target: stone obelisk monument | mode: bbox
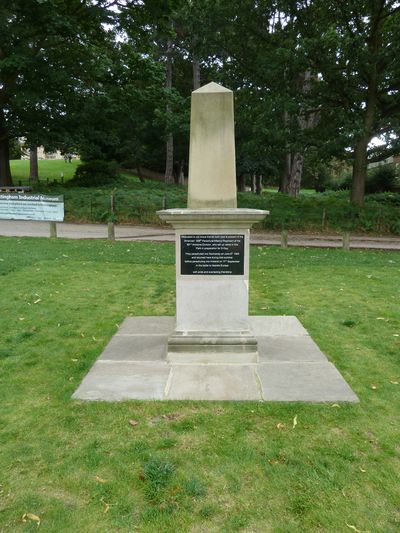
[158,82,268,363]
[72,83,359,401]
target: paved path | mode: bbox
[0,219,399,250]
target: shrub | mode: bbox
[68,160,120,187]
[326,172,352,191]
[366,164,397,193]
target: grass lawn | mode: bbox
[10,159,80,183]
[0,238,399,532]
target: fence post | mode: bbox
[49,221,57,238]
[342,232,350,250]
[108,222,115,240]
[321,208,326,230]
[281,230,288,249]
[162,195,167,210]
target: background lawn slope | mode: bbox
[9,159,400,234]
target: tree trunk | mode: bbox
[0,110,12,186]
[0,138,12,186]
[287,153,304,197]
[251,173,256,193]
[178,160,185,186]
[29,146,39,181]
[279,153,291,193]
[351,136,369,206]
[137,166,145,183]
[164,38,174,184]
[255,174,263,195]
[279,110,291,193]
[193,57,201,90]
[280,73,317,196]
[237,174,245,192]
[165,133,174,184]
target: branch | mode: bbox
[382,101,400,118]
[367,144,400,163]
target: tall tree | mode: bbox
[292,0,400,205]
[0,0,111,186]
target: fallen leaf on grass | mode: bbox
[19,317,25,321]
[95,476,107,483]
[359,467,366,473]
[393,334,399,337]
[345,523,370,533]
[331,403,340,408]
[276,422,285,430]
[268,458,286,465]
[370,385,377,390]
[33,299,41,304]
[22,513,40,526]
[148,413,180,425]
[71,358,78,362]
[100,498,112,514]
[162,413,180,420]
[129,419,139,427]
[292,415,298,429]
[389,380,399,385]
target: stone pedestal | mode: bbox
[157,208,267,363]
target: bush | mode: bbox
[68,160,120,187]
[327,172,352,191]
[366,164,397,193]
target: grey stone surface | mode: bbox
[249,316,308,337]
[72,362,170,401]
[256,362,358,402]
[117,316,175,335]
[99,334,168,362]
[166,365,261,400]
[72,316,359,403]
[257,336,327,362]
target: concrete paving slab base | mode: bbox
[72,316,359,402]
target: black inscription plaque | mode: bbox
[180,234,244,275]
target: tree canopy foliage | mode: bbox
[1,0,399,205]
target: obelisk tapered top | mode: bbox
[187,82,237,208]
